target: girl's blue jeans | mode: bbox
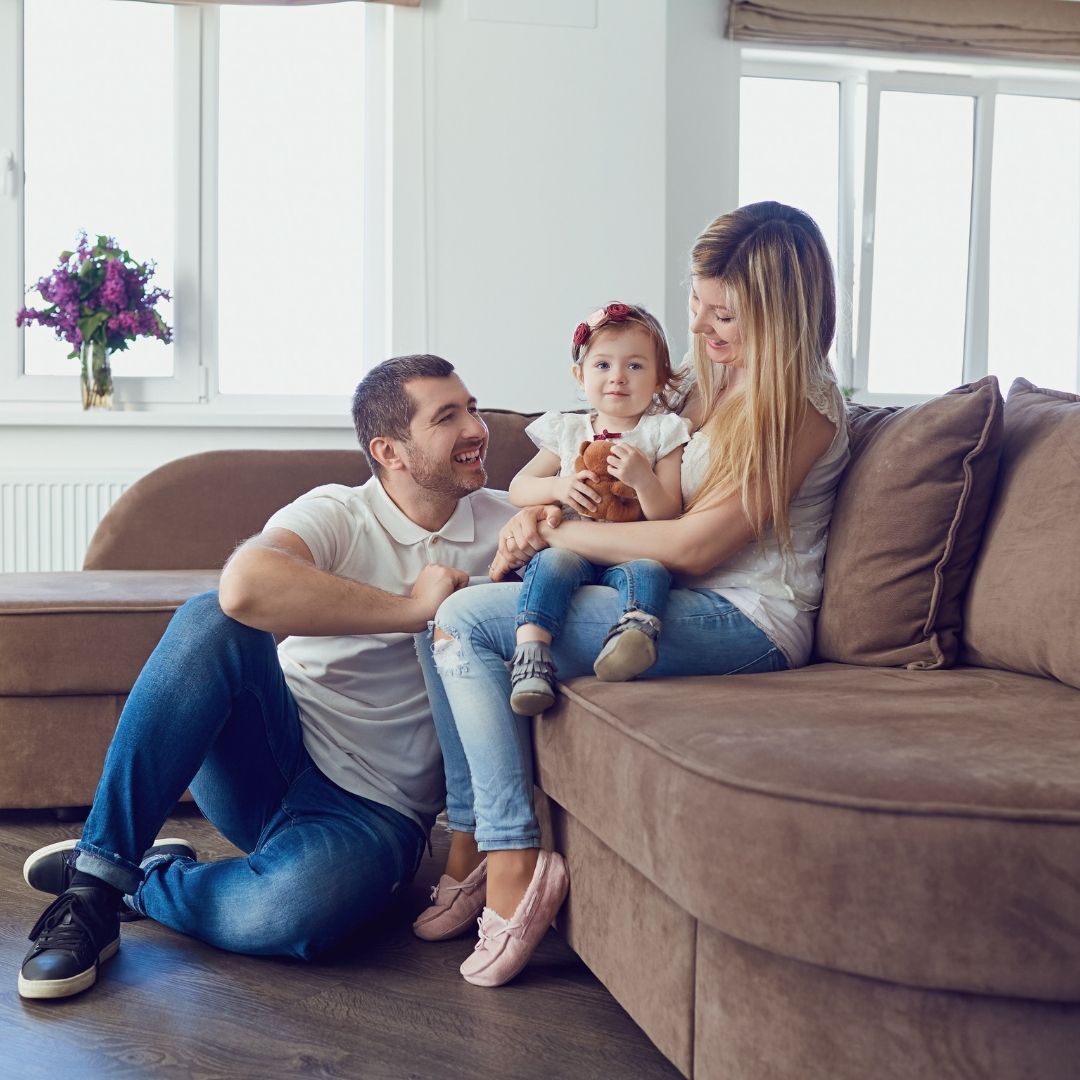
[73,591,426,960]
[418,580,788,852]
[517,548,671,636]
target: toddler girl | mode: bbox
[506,302,690,715]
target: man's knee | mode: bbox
[173,589,229,627]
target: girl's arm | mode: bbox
[507,449,563,508]
[606,443,684,520]
[507,407,836,576]
[508,448,600,516]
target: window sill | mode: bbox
[0,404,354,429]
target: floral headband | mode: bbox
[571,302,633,359]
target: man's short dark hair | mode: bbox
[352,354,456,474]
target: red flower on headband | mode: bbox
[604,302,632,320]
[572,322,591,348]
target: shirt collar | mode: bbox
[368,477,476,546]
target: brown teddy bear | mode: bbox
[573,438,644,523]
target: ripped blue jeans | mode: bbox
[417,580,788,852]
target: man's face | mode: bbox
[396,375,489,497]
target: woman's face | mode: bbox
[689,276,744,371]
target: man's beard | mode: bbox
[404,443,487,498]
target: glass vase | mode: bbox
[80,338,114,410]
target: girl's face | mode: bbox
[689,276,744,370]
[574,325,661,422]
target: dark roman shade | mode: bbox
[727,0,1080,63]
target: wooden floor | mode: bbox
[0,806,681,1080]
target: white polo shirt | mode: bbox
[265,478,515,830]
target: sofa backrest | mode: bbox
[83,409,540,570]
[961,379,1080,691]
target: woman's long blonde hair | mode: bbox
[685,202,836,551]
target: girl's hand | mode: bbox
[605,443,654,492]
[554,469,601,516]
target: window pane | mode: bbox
[739,77,840,272]
[23,0,174,378]
[866,92,973,396]
[217,7,365,397]
[988,95,1080,395]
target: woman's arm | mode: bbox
[543,497,751,576]
[518,407,837,576]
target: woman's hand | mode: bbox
[554,469,601,516]
[604,443,654,492]
[495,505,563,573]
[488,550,517,582]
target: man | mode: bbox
[18,354,516,1000]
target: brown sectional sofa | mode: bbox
[2,386,1079,1079]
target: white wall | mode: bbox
[0,0,738,480]
[420,0,737,412]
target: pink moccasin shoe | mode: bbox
[412,858,488,941]
[459,849,569,987]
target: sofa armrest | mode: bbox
[83,450,369,570]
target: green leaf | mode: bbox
[59,250,73,263]
[79,311,109,341]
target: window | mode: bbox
[0,0,394,411]
[739,52,1080,404]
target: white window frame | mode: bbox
[0,0,419,416]
[856,71,996,407]
[741,48,1080,405]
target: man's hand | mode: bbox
[409,563,470,626]
[554,469,601,516]
[497,505,563,570]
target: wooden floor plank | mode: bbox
[0,807,682,1080]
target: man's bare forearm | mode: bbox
[218,538,429,637]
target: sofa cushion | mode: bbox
[962,379,1080,690]
[0,571,221,695]
[815,377,1003,668]
[536,664,1080,1001]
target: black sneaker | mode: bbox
[18,887,121,1000]
[23,836,197,895]
[23,836,197,920]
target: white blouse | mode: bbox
[526,410,691,479]
[678,377,850,666]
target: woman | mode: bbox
[414,201,850,987]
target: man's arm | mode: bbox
[218,528,466,637]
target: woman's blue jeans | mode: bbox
[418,581,788,852]
[517,549,671,636]
[73,591,425,960]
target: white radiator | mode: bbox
[0,471,139,572]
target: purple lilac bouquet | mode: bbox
[16,232,172,407]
